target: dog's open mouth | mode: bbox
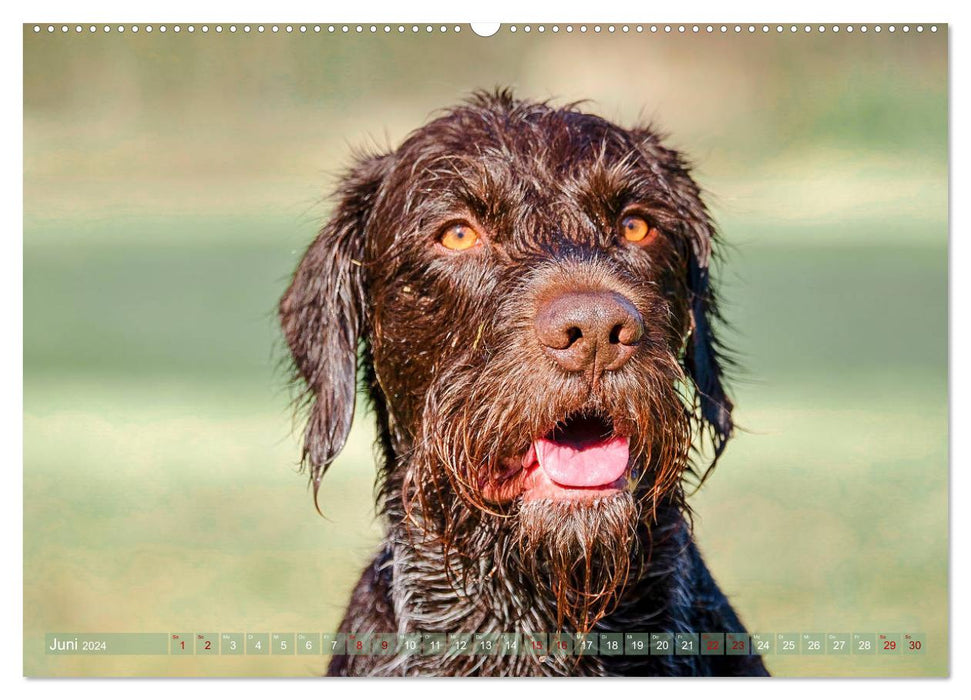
[515,412,630,502]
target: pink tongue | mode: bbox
[533,435,630,488]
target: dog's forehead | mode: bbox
[380,105,658,210]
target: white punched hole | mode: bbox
[471,23,500,37]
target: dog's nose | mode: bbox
[534,291,644,373]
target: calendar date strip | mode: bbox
[45,632,926,656]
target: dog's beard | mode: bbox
[515,492,641,633]
[400,302,695,631]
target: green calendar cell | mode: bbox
[321,633,346,655]
[902,633,926,654]
[473,633,500,655]
[522,632,550,656]
[549,633,572,656]
[170,633,193,655]
[725,633,749,655]
[296,633,320,655]
[701,633,725,656]
[498,633,521,655]
[801,633,825,656]
[195,633,218,655]
[372,633,398,655]
[651,633,674,655]
[827,633,851,655]
[220,633,243,655]
[246,633,269,655]
[675,633,699,656]
[878,633,901,655]
[853,633,876,655]
[448,633,474,655]
[624,633,650,656]
[599,633,624,655]
[523,633,548,656]
[400,633,423,655]
[776,633,800,656]
[574,633,598,656]
[271,633,294,655]
[422,633,447,656]
[346,633,371,655]
[750,633,773,655]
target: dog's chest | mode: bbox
[348,539,689,677]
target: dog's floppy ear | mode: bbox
[637,131,734,456]
[684,236,733,458]
[280,153,390,496]
[642,134,734,458]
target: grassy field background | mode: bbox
[24,25,947,676]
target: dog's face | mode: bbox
[281,91,732,630]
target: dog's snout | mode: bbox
[535,291,644,373]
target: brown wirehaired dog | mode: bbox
[280,90,768,676]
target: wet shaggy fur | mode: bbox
[280,90,768,677]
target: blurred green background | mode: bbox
[23,25,947,677]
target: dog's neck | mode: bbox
[374,492,694,676]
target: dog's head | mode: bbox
[281,90,732,630]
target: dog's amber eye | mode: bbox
[439,223,480,251]
[620,215,660,245]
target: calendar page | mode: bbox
[23,21,947,678]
